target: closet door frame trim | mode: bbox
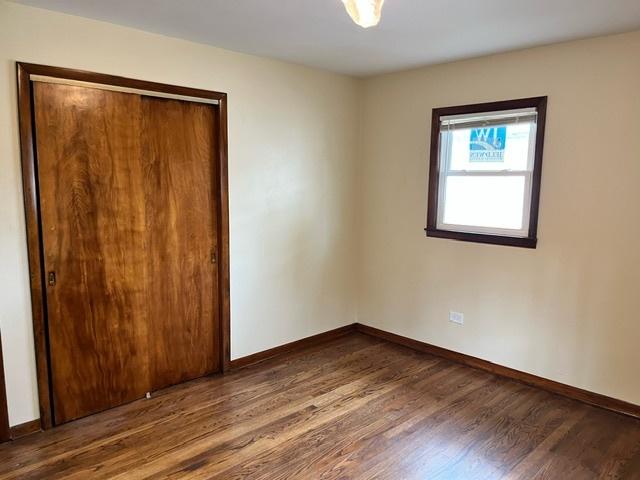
[15,62,231,430]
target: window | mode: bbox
[426,97,547,248]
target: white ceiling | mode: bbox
[13,0,640,76]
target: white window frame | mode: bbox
[435,107,538,238]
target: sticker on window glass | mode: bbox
[469,127,506,162]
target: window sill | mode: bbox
[425,227,537,249]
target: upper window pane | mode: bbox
[446,122,535,172]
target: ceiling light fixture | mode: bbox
[342,0,385,28]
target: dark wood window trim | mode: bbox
[425,96,547,249]
[0,331,10,443]
[15,63,231,430]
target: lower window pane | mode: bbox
[442,176,526,231]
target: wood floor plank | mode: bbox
[0,335,376,477]
[108,345,436,479]
[276,365,490,480]
[6,339,392,479]
[200,359,459,480]
[0,333,638,479]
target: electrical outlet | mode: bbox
[449,311,464,325]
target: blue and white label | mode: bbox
[469,127,506,162]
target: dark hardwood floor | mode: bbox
[0,333,638,479]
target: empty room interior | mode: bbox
[1,0,640,478]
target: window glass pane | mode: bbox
[442,176,526,230]
[446,122,534,172]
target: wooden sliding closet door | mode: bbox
[142,97,219,391]
[34,83,150,424]
[33,82,220,425]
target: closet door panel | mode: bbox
[141,97,220,391]
[34,83,150,424]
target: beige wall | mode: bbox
[358,31,640,405]
[0,1,360,426]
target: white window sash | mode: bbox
[444,170,530,176]
[436,172,532,237]
[436,222,530,238]
[436,119,536,237]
